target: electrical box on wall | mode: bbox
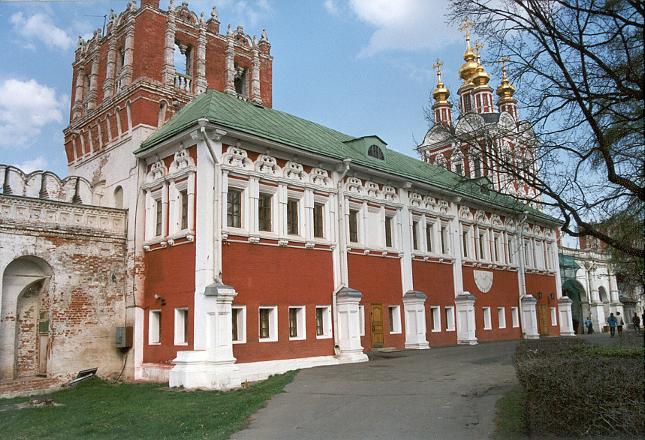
[115,326,133,349]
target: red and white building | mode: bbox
[0,1,575,389]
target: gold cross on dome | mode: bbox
[474,41,484,53]
[432,59,443,71]
[459,17,474,34]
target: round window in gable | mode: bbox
[368,144,385,160]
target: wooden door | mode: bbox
[371,304,384,348]
[37,311,49,376]
[537,304,550,336]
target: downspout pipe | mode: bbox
[333,158,352,349]
[199,122,223,283]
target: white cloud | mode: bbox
[10,12,73,51]
[16,156,49,174]
[0,79,66,149]
[342,0,460,56]
[323,0,340,15]
[209,0,271,29]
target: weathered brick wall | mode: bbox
[0,195,128,381]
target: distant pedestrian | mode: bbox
[607,313,617,337]
[585,316,594,334]
[632,313,641,331]
[616,312,624,336]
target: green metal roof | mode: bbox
[559,253,581,270]
[138,90,559,223]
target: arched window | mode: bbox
[368,145,385,160]
[114,186,124,209]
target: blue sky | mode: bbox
[0,0,484,177]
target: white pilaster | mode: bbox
[403,291,429,349]
[455,293,477,344]
[521,294,539,339]
[399,187,414,293]
[335,287,368,363]
[558,296,575,336]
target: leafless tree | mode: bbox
[444,0,644,258]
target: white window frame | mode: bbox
[359,305,365,336]
[288,306,306,341]
[388,305,402,334]
[258,306,278,342]
[174,308,188,345]
[149,309,161,345]
[497,307,506,329]
[550,307,557,326]
[232,305,246,344]
[286,189,304,238]
[462,224,473,260]
[440,221,450,256]
[145,187,165,241]
[511,307,520,328]
[430,306,441,332]
[169,178,194,236]
[347,202,362,245]
[315,305,332,339]
[226,180,248,232]
[424,216,436,254]
[257,185,278,235]
[444,306,455,331]
[483,307,492,330]
[411,216,421,251]
[312,196,330,241]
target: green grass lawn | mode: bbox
[492,385,528,440]
[0,371,296,439]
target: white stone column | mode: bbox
[608,272,620,304]
[251,44,262,103]
[558,297,575,336]
[403,291,429,349]
[521,295,539,339]
[195,16,207,94]
[162,4,177,86]
[72,65,85,119]
[169,283,241,390]
[224,32,235,95]
[450,202,464,297]
[398,187,414,293]
[335,287,368,363]
[455,292,477,344]
[104,33,117,99]
[87,55,99,110]
[122,20,135,87]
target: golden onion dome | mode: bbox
[432,59,451,105]
[496,63,516,102]
[458,35,478,82]
[471,54,491,87]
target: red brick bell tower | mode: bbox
[63,0,273,167]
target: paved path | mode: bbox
[233,340,519,440]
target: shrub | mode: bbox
[515,339,645,437]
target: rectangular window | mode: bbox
[462,230,469,258]
[174,308,188,345]
[227,188,242,228]
[155,199,163,237]
[180,189,189,230]
[388,305,401,333]
[259,306,277,341]
[511,307,520,328]
[359,305,365,336]
[478,232,486,260]
[258,193,272,232]
[483,307,492,330]
[232,306,246,343]
[287,198,299,235]
[445,306,455,331]
[494,234,500,262]
[412,221,419,250]
[349,209,359,243]
[508,237,515,264]
[441,224,449,254]
[497,307,506,329]
[315,306,332,338]
[430,306,441,332]
[550,307,557,326]
[288,306,306,340]
[385,216,393,248]
[149,309,161,344]
[425,223,433,253]
[313,202,324,238]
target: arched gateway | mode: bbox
[562,279,585,334]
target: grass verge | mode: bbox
[0,371,296,439]
[492,385,528,440]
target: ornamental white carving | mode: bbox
[169,147,195,173]
[474,270,493,293]
[409,192,423,207]
[255,154,281,176]
[475,210,489,225]
[365,181,381,198]
[309,168,332,188]
[459,206,474,220]
[346,177,363,194]
[222,147,253,169]
[383,185,398,201]
[284,161,307,182]
[424,196,437,210]
[437,200,450,214]
[491,214,503,228]
[146,161,167,183]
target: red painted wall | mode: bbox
[462,266,523,342]
[348,253,405,351]
[143,242,196,363]
[223,242,335,363]
[412,260,457,346]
